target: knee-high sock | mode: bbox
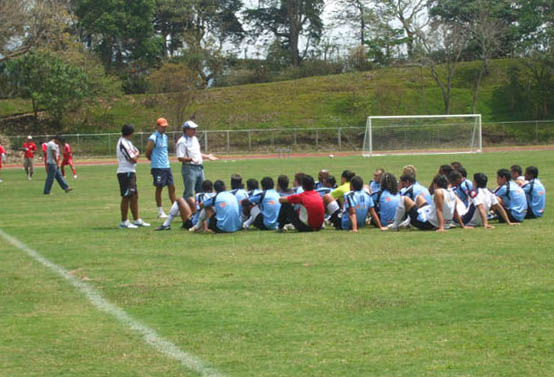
[326,201,340,216]
[393,199,406,228]
[191,208,207,230]
[244,206,260,227]
[163,201,180,226]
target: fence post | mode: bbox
[204,131,208,152]
[248,130,252,151]
[77,134,80,146]
[315,129,319,151]
[271,130,275,149]
[108,134,111,156]
[226,130,230,153]
[535,120,538,144]
[338,128,342,151]
[294,129,297,148]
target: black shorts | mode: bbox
[495,206,523,223]
[117,172,137,197]
[253,213,268,230]
[408,206,435,230]
[525,210,537,219]
[151,168,174,187]
[208,216,224,233]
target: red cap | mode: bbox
[156,117,168,127]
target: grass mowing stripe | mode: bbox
[0,228,225,377]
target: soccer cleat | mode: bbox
[283,223,295,231]
[242,223,250,230]
[158,212,168,219]
[155,224,171,231]
[133,219,151,227]
[120,220,138,229]
[65,187,73,193]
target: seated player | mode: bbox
[229,174,248,222]
[188,180,216,232]
[399,173,432,205]
[459,173,517,228]
[315,169,329,190]
[522,166,545,219]
[243,178,262,219]
[278,175,324,232]
[199,180,241,233]
[322,170,356,217]
[292,172,306,193]
[388,174,468,232]
[316,175,336,197]
[154,192,196,231]
[373,172,401,227]
[448,169,472,208]
[510,164,527,186]
[368,168,384,194]
[242,176,282,230]
[333,176,385,232]
[276,174,294,196]
[494,168,528,222]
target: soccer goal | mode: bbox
[362,114,482,157]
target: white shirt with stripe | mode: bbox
[116,137,138,173]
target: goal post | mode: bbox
[362,114,482,157]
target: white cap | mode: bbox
[27,135,32,140]
[183,120,198,129]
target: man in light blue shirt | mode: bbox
[522,166,546,218]
[145,117,176,218]
[200,180,241,233]
[494,169,527,222]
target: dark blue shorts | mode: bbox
[151,168,174,187]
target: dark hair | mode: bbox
[121,124,134,136]
[214,180,226,193]
[302,175,315,191]
[525,166,538,179]
[294,172,305,186]
[246,178,259,191]
[400,173,416,185]
[380,172,398,194]
[448,170,462,184]
[54,135,62,141]
[59,137,66,143]
[230,174,243,189]
[324,175,336,187]
[497,169,511,181]
[457,166,467,178]
[510,164,522,176]
[473,172,488,188]
[202,179,213,192]
[433,174,449,189]
[351,176,363,191]
[439,164,453,177]
[277,175,289,190]
[342,170,355,181]
[450,161,463,171]
[261,176,274,190]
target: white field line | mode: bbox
[0,229,225,377]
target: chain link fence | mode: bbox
[2,120,554,160]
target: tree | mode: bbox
[6,51,89,123]
[331,0,371,47]
[245,0,324,66]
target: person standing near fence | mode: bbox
[145,117,176,218]
[22,136,37,180]
[60,139,77,179]
[43,135,72,194]
[176,120,218,211]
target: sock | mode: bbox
[158,206,165,215]
[162,202,179,226]
[191,209,207,230]
[392,198,406,227]
[244,206,260,227]
[326,201,340,215]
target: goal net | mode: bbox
[362,114,482,157]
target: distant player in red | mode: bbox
[0,143,6,183]
[22,135,37,180]
[60,139,77,179]
[41,142,48,173]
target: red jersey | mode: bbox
[286,190,325,230]
[63,143,72,160]
[42,143,47,154]
[0,144,5,167]
[23,141,37,158]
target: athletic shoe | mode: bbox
[120,220,138,229]
[283,223,295,231]
[0,179,3,183]
[133,219,151,227]
[158,212,168,219]
[242,223,250,230]
[65,187,73,193]
[155,224,171,231]
[181,219,193,230]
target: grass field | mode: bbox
[1,151,553,377]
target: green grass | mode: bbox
[1,150,553,377]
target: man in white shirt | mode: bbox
[116,124,150,229]
[43,135,72,195]
[176,120,217,211]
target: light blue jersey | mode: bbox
[248,189,282,229]
[230,188,248,218]
[377,190,401,226]
[202,191,241,232]
[191,192,215,225]
[341,190,374,230]
[316,187,332,197]
[454,179,473,207]
[369,180,380,194]
[401,182,432,205]
[523,178,546,217]
[495,181,528,221]
[148,131,170,169]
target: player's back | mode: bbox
[523,178,546,217]
[378,190,401,226]
[215,191,241,232]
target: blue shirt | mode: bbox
[316,187,332,197]
[202,191,241,232]
[401,182,432,205]
[369,180,380,194]
[191,192,214,225]
[495,181,528,221]
[377,190,401,226]
[148,131,170,169]
[341,190,374,230]
[230,188,248,218]
[523,178,546,217]
[454,179,473,207]
[248,189,282,229]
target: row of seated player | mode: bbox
[153,163,545,233]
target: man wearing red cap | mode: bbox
[145,117,176,218]
[22,135,37,180]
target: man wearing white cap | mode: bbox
[176,120,218,210]
[22,135,37,180]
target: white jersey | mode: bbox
[46,141,59,164]
[116,137,138,173]
[176,135,202,165]
[419,188,457,227]
[462,188,498,226]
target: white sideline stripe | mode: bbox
[0,229,225,377]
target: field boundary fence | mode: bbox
[2,119,554,159]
